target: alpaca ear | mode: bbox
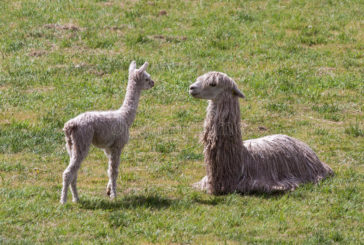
[129,61,136,73]
[138,62,148,72]
[232,87,245,99]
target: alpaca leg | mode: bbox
[104,149,112,196]
[65,143,72,158]
[105,148,121,199]
[60,156,83,204]
[61,138,73,203]
[192,176,209,192]
[65,142,77,201]
[70,174,79,202]
[60,134,91,204]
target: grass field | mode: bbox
[0,0,363,243]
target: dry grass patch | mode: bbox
[28,50,47,57]
[43,23,82,32]
[0,110,39,125]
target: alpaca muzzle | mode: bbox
[189,85,200,97]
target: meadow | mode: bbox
[0,0,363,243]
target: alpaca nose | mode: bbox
[189,85,197,90]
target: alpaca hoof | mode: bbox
[60,199,66,204]
[192,176,209,191]
[192,182,201,190]
[106,188,111,196]
[72,198,79,203]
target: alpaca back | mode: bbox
[240,134,334,193]
[64,111,129,149]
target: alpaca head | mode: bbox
[189,72,245,100]
[128,61,154,90]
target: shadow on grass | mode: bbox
[191,196,225,205]
[79,190,288,210]
[249,191,286,199]
[79,194,174,210]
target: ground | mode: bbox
[0,0,363,244]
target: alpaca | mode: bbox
[189,72,333,195]
[60,61,154,204]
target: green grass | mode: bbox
[0,0,363,243]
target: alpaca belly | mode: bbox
[92,134,114,148]
[92,129,128,149]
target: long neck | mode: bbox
[203,93,245,194]
[120,79,141,127]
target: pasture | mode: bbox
[0,0,363,243]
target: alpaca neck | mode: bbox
[120,79,141,127]
[203,93,245,194]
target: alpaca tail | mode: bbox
[63,121,77,154]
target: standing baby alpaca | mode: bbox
[60,61,154,204]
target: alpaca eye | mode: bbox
[210,83,216,87]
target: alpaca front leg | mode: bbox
[192,176,209,192]
[106,149,121,199]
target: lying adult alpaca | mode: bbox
[60,61,154,204]
[189,72,333,195]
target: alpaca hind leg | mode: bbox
[70,174,79,202]
[65,142,72,158]
[60,156,83,204]
[104,149,112,196]
[105,147,121,199]
[60,134,91,204]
